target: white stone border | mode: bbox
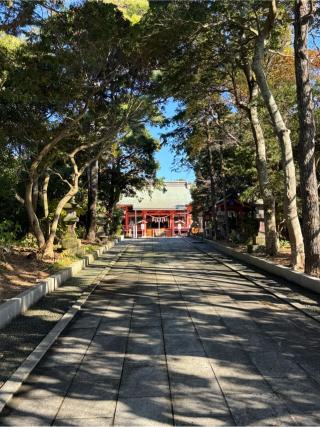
[194,237,320,294]
[0,239,118,329]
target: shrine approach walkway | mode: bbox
[2,237,320,425]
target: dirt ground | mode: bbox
[217,240,293,268]
[255,248,292,268]
[0,240,103,303]
[0,249,52,303]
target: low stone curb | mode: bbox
[193,237,320,294]
[0,239,118,330]
[0,244,126,414]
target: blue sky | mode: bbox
[147,100,195,183]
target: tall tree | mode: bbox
[1,1,158,256]
[251,0,305,269]
[86,160,99,242]
[146,1,279,254]
[294,0,320,276]
[0,0,64,34]
[231,62,279,255]
[99,125,159,224]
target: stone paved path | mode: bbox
[1,238,320,426]
[0,243,120,388]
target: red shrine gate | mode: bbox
[119,207,192,238]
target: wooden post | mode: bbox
[142,211,147,237]
[186,206,192,230]
[125,207,129,236]
[170,213,174,237]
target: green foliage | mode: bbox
[111,208,124,236]
[99,122,159,217]
[242,216,260,243]
[0,220,21,245]
[0,0,161,249]
[76,224,86,240]
[100,0,149,24]
[0,0,317,262]
[279,238,291,249]
[84,244,99,254]
[52,250,81,271]
[18,233,38,248]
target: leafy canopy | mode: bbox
[99,0,149,24]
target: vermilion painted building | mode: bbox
[117,181,193,238]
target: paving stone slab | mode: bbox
[164,333,205,356]
[168,371,220,397]
[114,396,173,426]
[98,317,131,329]
[1,392,65,425]
[96,322,129,336]
[225,393,296,426]
[248,350,303,378]
[127,334,164,358]
[66,376,119,397]
[89,334,128,354]
[69,313,102,329]
[0,414,55,426]
[172,393,233,426]
[53,417,113,426]
[133,305,161,318]
[79,353,125,378]
[56,396,117,419]
[40,347,87,368]
[119,363,169,398]
[161,317,195,335]
[130,316,162,330]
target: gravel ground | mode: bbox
[0,246,121,387]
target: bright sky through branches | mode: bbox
[147,100,195,182]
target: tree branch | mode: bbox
[49,169,73,189]
[15,193,25,205]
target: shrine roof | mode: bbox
[118,181,193,210]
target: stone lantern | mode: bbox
[96,214,108,242]
[61,197,81,253]
[255,198,266,246]
[247,199,265,253]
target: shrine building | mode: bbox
[118,181,193,238]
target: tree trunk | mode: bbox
[252,36,305,270]
[222,180,229,240]
[22,110,87,249]
[86,160,99,241]
[32,173,39,212]
[207,143,217,239]
[248,82,279,256]
[25,176,46,249]
[219,144,229,239]
[43,180,79,259]
[42,171,50,239]
[294,0,320,276]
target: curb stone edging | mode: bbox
[0,239,118,330]
[0,244,127,414]
[192,237,320,294]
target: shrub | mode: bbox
[0,220,21,245]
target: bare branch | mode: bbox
[15,193,25,205]
[49,169,72,189]
[267,49,294,58]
